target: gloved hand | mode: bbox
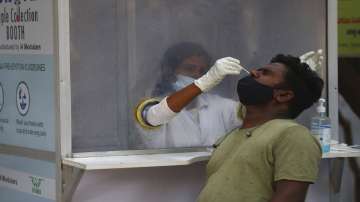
[300,49,324,72]
[194,57,243,92]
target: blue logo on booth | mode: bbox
[16,81,30,116]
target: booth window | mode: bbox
[70,0,326,153]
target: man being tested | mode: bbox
[137,54,324,201]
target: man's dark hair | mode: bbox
[271,54,324,118]
[152,42,212,96]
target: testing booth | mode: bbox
[0,0,360,202]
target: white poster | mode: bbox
[0,1,57,201]
[0,0,53,55]
[0,0,55,151]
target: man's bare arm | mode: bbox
[270,180,310,202]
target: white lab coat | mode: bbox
[138,93,242,148]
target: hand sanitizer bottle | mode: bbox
[311,98,331,153]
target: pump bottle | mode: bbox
[310,98,331,153]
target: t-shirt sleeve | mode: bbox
[273,125,321,183]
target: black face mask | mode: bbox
[237,76,274,105]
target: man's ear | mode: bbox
[274,89,294,103]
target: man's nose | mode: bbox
[250,69,259,78]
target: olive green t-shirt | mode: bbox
[197,119,321,202]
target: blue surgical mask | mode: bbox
[173,75,195,91]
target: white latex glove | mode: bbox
[194,57,243,92]
[300,49,324,72]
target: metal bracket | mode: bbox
[62,164,84,202]
[329,158,345,202]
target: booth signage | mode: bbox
[0,0,57,201]
[338,0,360,57]
[0,0,55,151]
[0,166,55,200]
[0,154,56,201]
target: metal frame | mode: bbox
[56,0,73,201]
[57,0,72,159]
[327,2,342,202]
[327,0,339,142]
[54,0,64,201]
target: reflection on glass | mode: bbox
[70,0,326,152]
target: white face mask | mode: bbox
[173,75,195,90]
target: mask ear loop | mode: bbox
[272,82,294,105]
[274,89,295,101]
[271,87,295,118]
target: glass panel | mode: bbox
[70,0,327,152]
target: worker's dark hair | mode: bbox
[152,42,212,96]
[271,54,324,118]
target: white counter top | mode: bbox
[323,144,360,158]
[62,151,211,170]
[63,145,360,170]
